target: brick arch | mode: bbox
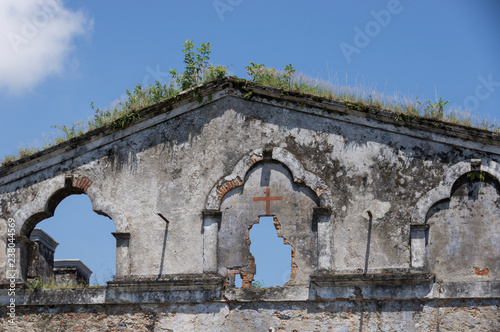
[15,174,129,236]
[202,147,334,275]
[205,147,333,211]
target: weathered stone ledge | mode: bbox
[310,272,435,286]
[1,280,497,307]
[3,77,500,185]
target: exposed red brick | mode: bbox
[273,216,297,283]
[67,175,93,193]
[315,188,327,197]
[77,176,93,192]
[242,223,257,288]
[241,270,253,288]
[216,177,243,200]
[273,216,282,230]
[475,267,489,276]
[227,216,298,289]
[290,247,298,281]
[225,268,242,288]
[249,154,263,167]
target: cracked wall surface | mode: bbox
[0,79,499,329]
[1,300,499,332]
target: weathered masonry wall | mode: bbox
[0,78,499,330]
[2,300,499,331]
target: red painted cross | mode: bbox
[253,187,283,216]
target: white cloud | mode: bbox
[0,0,92,93]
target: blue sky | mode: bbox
[1,1,499,285]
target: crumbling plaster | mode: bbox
[1,83,499,278]
[0,78,498,329]
[0,89,498,279]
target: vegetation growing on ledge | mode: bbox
[1,41,499,167]
[244,62,495,131]
[2,40,227,166]
[28,278,88,290]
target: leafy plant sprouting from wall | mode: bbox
[1,41,227,166]
[246,62,296,90]
[468,170,486,182]
[28,278,87,290]
[417,97,449,120]
[170,40,226,91]
[251,279,266,288]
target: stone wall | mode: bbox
[0,78,498,330]
[1,299,498,331]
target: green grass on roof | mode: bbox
[2,41,498,167]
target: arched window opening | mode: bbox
[35,194,116,286]
[248,216,293,287]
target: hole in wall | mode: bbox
[234,273,242,288]
[248,216,293,287]
[36,194,116,285]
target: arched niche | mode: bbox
[202,147,333,287]
[8,174,131,282]
[410,159,500,280]
[205,147,333,210]
[426,172,500,281]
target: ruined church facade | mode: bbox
[0,78,498,331]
